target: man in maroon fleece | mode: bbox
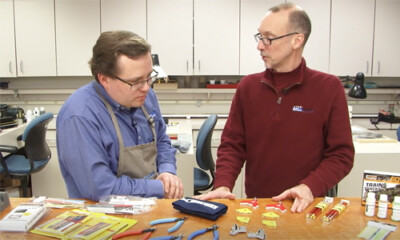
[194,3,354,212]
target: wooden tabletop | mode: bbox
[1,197,399,239]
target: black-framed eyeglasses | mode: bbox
[112,69,158,91]
[254,32,299,46]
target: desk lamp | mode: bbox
[151,54,168,83]
[348,72,367,99]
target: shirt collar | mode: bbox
[93,80,133,112]
[262,58,306,87]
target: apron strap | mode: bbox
[141,106,157,141]
[94,84,157,145]
[94,84,125,149]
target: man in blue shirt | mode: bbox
[56,31,183,201]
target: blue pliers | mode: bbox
[150,217,187,233]
[149,234,183,240]
[188,224,219,240]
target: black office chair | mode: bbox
[327,184,338,197]
[194,114,218,195]
[0,112,53,197]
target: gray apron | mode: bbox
[95,85,158,179]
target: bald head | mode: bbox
[266,3,311,45]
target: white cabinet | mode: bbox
[330,0,400,77]
[330,0,375,76]
[55,0,100,76]
[0,0,16,77]
[194,0,240,75]
[373,0,400,77]
[147,0,193,75]
[293,0,330,73]
[240,0,283,75]
[101,0,146,38]
[14,0,57,76]
[148,0,239,76]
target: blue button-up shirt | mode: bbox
[56,81,177,201]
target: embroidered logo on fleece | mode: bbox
[292,105,314,113]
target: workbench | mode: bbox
[0,197,399,239]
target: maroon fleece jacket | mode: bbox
[214,59,354,198]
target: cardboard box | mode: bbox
[0,175,21,188]
[361,170,400,208]
[152,82,178,90]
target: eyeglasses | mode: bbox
[113,69,159,91]
[254,32,298,46]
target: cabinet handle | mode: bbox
[198,60,201,73]
[186,60,189,73]
[20,61,24,73]
[365,61,369,75]
[9,61,12,74]
[377,61,381,74]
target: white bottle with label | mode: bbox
[377,194,388,219]
[365,192,376,217]
[392,196,400,222]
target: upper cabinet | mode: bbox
[240,0,283,75]
[330,0,376,76]
[147,0,193,75]
[101,0,146,38]
[330,0,400,77]
[14,0,57,76]
[148,0,239,76]
[194,0,240,75]
[0,0,16,77]
[373,0,400,77]
[293,0,330,73]
[3,0,400,78]
[55,0,100,76]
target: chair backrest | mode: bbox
[196,115,218,171]
[23,112,53,161]
[397,126,400,141]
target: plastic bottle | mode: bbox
[392,196,400,222]
[33,107,40,119]
[39,106,45,115]
[377,194,388,219]
[365,192,376,217]
[26,110,32,123]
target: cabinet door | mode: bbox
[240,0,283,75]
[56,0,100,76]
[293,0,330,73]
[148,0,193,75]
[373,0,400,77]
[0,0,16,77]
[330,0,375,76]
[101,0,146,38]
[194,0,240,75]
[14,0,56,76]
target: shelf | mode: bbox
[0,87,398,102]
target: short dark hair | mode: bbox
[89,31,151,82]
[269,3,312,45]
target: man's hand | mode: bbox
[157,172,183,199]
[192,186,236,200]
[272,184,314,213]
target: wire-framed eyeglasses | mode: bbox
[113,69,159,91]
[254,32,299,46]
